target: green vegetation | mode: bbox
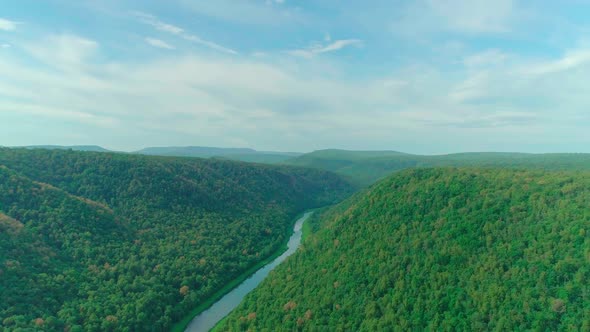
[285,149,590,186]
[0,148,353,331]
[170,235,285,332]
[171,211,309,332]
[220,168,590,331]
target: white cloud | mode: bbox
[464,49,509,68]
[0,18,18,31]
[177,0,302,26]
[1,44,10,49]
[288,39,362,58]
[132,11,236,54]
[523,50,590,75]
[23,34,98,72]
[449,71,491,102]
[0,102,117,127]
[133,12,184,35]
[392,0,519,38]
[428,0,515,33]
[145,38,175,50]
[446,47,590,135]
[182,35,237,55]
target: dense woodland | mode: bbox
[0,148,353,331]
[286,149,590,186]
[221,168,590,331]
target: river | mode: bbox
[185,212,313,332]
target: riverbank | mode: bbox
[209,211,318,332]
[170,211,308,332]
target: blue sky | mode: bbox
[1,0,590,153]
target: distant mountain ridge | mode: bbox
[293,149,409,158]
[14,146,590,179]
[135,146,302,164]
[10,145,303,164]
[136,146,257,156]
[21,145,111,152]
[284,149,590,186]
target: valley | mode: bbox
[183,212,312,332]
[0,0,590,332]
[3,148,590,331]
[0,148,352,331]
[4,2,590,330]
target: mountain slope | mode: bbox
[0,148,353,331]
[0,165,127,328]
[220,168,590,331]
[284,150,590,186]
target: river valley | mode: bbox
[185,212,312,332]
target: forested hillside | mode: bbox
[0,148,353,331]
[285,149,590,186]
[221,168,590,331]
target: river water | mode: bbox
[185,212,312,332]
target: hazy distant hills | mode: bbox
[285,149,408,170]
[285,149,590,186]
[12,145,303,164]
[135,146,302,164]
[136,146,258,156]
[16,146,590,184]
[22,145,112,152]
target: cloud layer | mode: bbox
[133,11,237,54]
[0,18,18,31]
[1,1,590,153]
[145,37,175,50]
[288,39,363,58]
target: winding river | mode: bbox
[185,212,312,332]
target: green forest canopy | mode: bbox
[221,168,590,331]
[0,148,353,331]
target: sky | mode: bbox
[1,0,590,154]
